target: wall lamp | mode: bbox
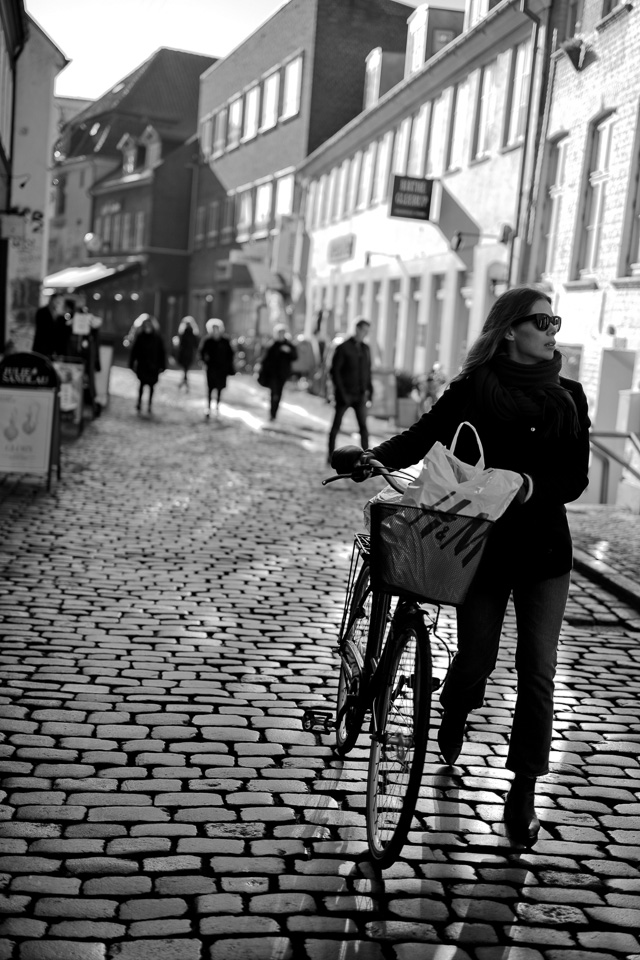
[364,250,409,276]
[450,224,513,252]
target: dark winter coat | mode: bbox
[370,372,591,584]
[199,335,235,389]
[177,326,198,370]
[32,306,71,359]
[129,331,166,386]
[331,337,372,405]
[260,339,298,385]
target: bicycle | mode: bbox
[308,453,443,867]
[303,442,497,867]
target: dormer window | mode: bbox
[406,5,428,77]
[140,126,161,167]
[364,49,382,109]
[118,134,138,174]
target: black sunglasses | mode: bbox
[510,313,562,332]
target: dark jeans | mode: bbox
[269,378,286,419]
[440,571,571,777]
[328,399,369,456]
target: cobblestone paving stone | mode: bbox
[0,368,639,960]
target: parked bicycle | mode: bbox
[303,444,498,867]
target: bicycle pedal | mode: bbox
[302,708,335,732]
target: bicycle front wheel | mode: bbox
[335,561,371,757]
[366,609,432,867]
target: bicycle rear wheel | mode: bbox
[366,609,432,867]
[335,561,371,757]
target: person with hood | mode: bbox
[175,316,200,391]
[199,318,235,417]
[129,315,166,414]
[258,324,298,421]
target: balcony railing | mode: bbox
[589,431,640,504]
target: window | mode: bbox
[319,172,332,225]
[134,211,145,250]
[473,62,496,159]
[254,182,273,232]
[336,159,350,219]
[227,98,243,149]
[407,8,427,76]
[372,131,393,203]
[305,181,317,229]
[207,201,219,245]
[275,174,294,217]
[391,117,411,176]
[112,213,122,251]
[601,0,618,16]
[427,92,449,176]
[213,109,227,155]
[505,42,532,147]
[357,143,376,209]
[626,128,640,274]
[123,145,136,175]
[102,215,112,249]
[540,137,568,276]
[314,176,327,228]
[201,116,213,159]
[243,86,260,140]
[407,103,430,177]
[261,72,280,130]
[194,205,206,249]
[122,213,133,251]
[222,195,236,242]
[237,190,253,239]
[577,114,616,275]
[346,152,362,214]
[281,56,302,120]
[364,49,381,109]
[566,0,584,35]
[467,0,489,28]
[448,81,470,171]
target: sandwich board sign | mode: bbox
[0,352,61,490]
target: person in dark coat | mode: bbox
[336,286,591,848]
[129,315,166,414]
[328,317,373,464]
[175,316,199,391]
[199,318,235,418]
[259,324,298,421]
[32,293,70,359]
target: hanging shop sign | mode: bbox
[389,176,433,221]
[0,352,61,489]
[327,234,355,264]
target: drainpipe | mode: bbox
[508,0,541,286]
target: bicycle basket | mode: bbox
[369,502,494,606]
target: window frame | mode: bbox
[504,41,532,148]
[261,71,280,131]
[372,130,394,204]
[473,61,496,160]
[447,80,470,172]
[243,86,260,141]
[280,55,303,121]
[540,136,569,277]
[227,97,243,151]
[254,181,274,234]
[575,113,616,277]
[213,108,227,157]
[275,174,295,218]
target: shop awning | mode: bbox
[245,261,288,292]
[43,261,139,291]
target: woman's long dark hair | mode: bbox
[454,286,552,381]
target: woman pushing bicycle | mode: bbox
[338,285,591,846]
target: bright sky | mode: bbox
[26,0,421,101]
[24,0,292,99]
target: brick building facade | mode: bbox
[525,0,640,505]
[188,0,412,340]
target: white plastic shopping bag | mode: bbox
[400,421,522,521]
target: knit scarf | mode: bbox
[473,351,580,438]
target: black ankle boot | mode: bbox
[505,775,540,846]
[438,710,467,765]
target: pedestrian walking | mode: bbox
[342,286,591,846]
[199,318,235,418]
[129,315,166,414]
[258,324,298,421]
[328,317,373,465]
[174,316,200,391]
[32,293,70,359]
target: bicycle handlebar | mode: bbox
[322,450,406,493]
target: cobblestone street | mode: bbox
[1,367,640,960]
